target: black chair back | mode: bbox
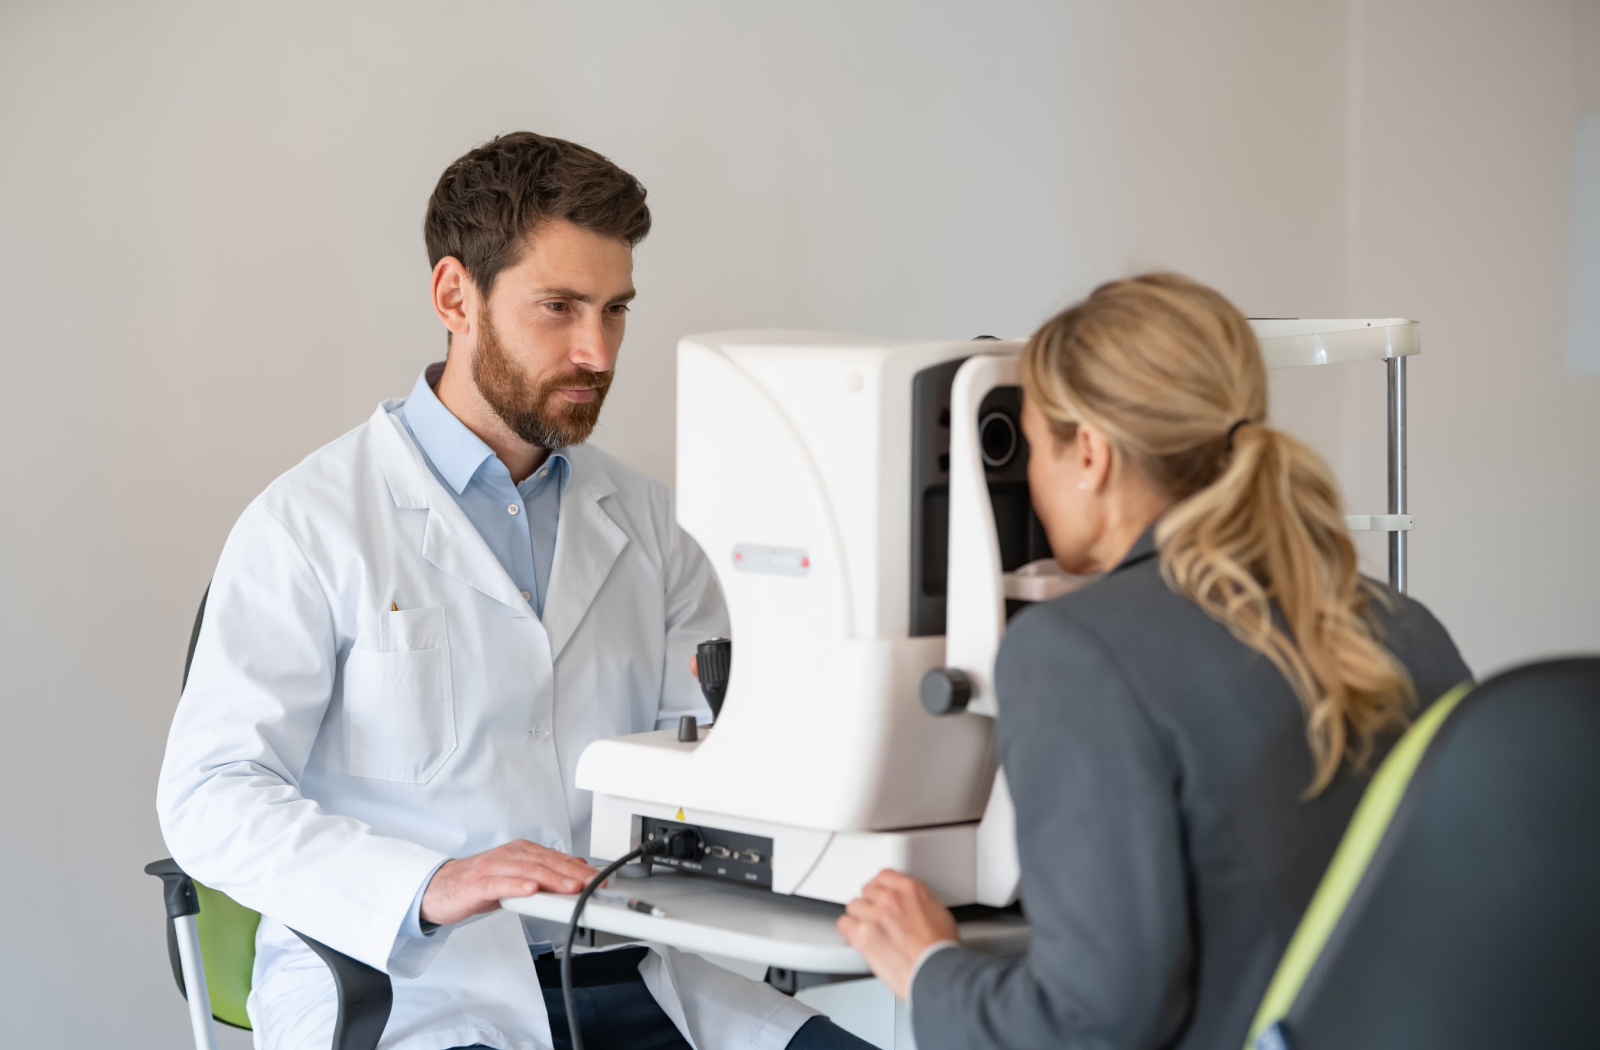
[1286,658,1600,1048]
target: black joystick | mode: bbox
[696,638,732,720]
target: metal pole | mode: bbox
[173,913,219,1050]
[1386,356,1408,594]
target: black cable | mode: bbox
[561,839,668,1050]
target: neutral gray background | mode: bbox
[2,1,1596,1045]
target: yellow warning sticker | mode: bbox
[675,807,685,821]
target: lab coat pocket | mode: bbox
[343,608,457,783]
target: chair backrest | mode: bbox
[194,882,262,1029]
[1247,658,1600,1049]
[154,586,264,1031]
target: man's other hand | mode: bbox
[421,840,599,926]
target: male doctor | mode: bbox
[157,133,867,1050]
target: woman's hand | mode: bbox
[837,870,960,1000]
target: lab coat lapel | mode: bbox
[542,447,628,661]
[370,403,533,616]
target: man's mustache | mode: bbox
[543,370,613,392]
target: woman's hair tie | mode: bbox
[1225,418,1252,450]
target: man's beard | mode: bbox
[471,311,613,450]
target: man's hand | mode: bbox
[420,840,599,927]
[837,870,960,1000]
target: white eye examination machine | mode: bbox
[578,321,1420,910]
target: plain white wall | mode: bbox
[1,1,1595,1044]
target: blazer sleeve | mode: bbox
[650,486,728,730]
[155,500,451,976]
[910,604,1193,1050]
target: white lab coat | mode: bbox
[156,400,818,1050]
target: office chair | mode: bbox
[1246,657,1600,1049]
[147,587,394,1050]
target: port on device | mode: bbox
[635,815,773,889]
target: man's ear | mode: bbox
[431,257,476,341]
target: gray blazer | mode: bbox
[911,528,1471,1049]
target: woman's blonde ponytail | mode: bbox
[1022,274,1414,794]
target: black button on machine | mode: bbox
[921,667,973,716]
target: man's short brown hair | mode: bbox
[424,131,651,296]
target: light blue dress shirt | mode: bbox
[397,367,570,617]
[391,365,571,943]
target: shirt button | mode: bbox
[507,504,520,516]
[533,722,551,741]
[521,590,532,602]
[539,468,548,478]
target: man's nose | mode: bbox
[571,313,617,372]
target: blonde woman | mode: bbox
[838,274,1471,1049]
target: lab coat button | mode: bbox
[533,722,551,741]
[552,838,568,853]
[507,504,520,515]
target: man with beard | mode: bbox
[157,133,870,1050]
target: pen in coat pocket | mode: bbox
[391,602,398,611]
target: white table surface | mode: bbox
[501,867,1028,974]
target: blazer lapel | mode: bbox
[371,403,532,616]
[542,447,629,662]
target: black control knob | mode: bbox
[921,668,973,716]
[696,638,732,719]
[677,715,699,743]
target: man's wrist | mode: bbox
[405,859,452,938]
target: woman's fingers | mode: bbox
[845,895,884,922]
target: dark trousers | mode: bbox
[452,946,874,1050]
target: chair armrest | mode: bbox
[294,931,393,1050]
[146,857,393,1050]
[145,858,198,997]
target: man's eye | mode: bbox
[608,304,630,315]
[546,301,568,312]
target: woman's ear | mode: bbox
[1078,423,1115,494]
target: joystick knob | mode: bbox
[921,668,973,716]
[696,638,732,719]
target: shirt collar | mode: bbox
[528,450,573,496]
[1111,523,1160,574]
[400,364,575,496]
[399,366,498,496]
